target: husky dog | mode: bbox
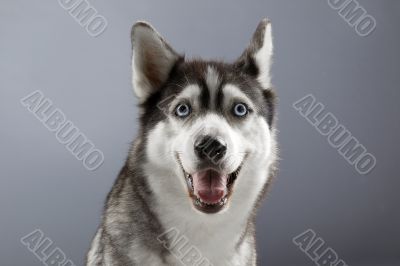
[86,18,277,266]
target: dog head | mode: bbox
[131,19,276,215]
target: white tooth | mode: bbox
[195,198,201,206]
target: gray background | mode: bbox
[1,0,399,265]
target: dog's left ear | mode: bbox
[131,21,181,102]
[235,18,273,89]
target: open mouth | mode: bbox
[176,154,244,214]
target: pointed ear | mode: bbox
[131,22,181,102]
[235,18,273,89]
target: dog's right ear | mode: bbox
[131,22,181,102]
[235,19,273,90]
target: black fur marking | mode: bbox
[215,78,225,114]
[199,78,210,110]
[262,89,276,128]
[235,56,259,77]
[88,19,276,266]
[138,59,276,131]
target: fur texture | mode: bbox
[86,19,278,266]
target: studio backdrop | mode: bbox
[1,0,399,265]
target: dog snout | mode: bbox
[194,135,227,163]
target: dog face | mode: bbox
[131,20,276,215]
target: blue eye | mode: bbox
[232,103,248,117]
[175,103,191,118]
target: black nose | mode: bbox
[194,135,227,163]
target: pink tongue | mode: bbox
[192,170,227,204]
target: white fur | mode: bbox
[131,23,179,102]
[86,228,102,265]
[222,84,257,112]
[141,83,275,265]
[254,22,273,89]
[168,84,201,115]
[205,66,220,109]
[89,19,276,266]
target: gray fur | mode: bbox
[86,19,277,266]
